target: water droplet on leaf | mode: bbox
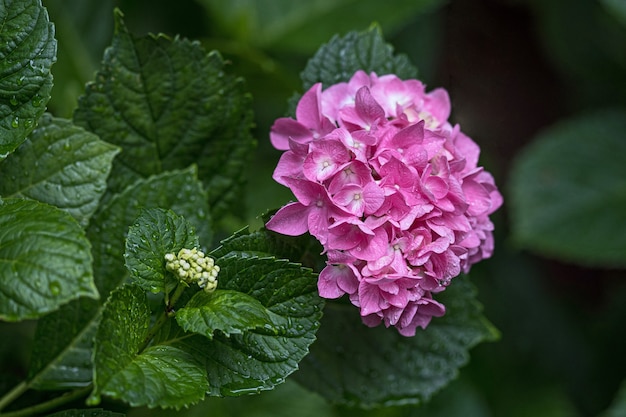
[49,281,62,296]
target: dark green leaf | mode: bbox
[153,245,323,397]
[125,208,199,293]
[197,0,445,54]
[211,226,325,271]
[28,298,98,389]
[0,114,120,227]
[300,25,418,91]
[293,276,498,407]
[509,109,626,267]
[73,9,255,219]
[0,198,97,321]
[599,379,626,417]
[28,167,210,390]
[89,166,211,296]
[176,290,277,339]
[46,408,125,417]
[0,0,56,157]
[89,284,207,409]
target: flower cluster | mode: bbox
[266,70,502,336]
[165,248,220,293]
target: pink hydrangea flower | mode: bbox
[266,70,502,337]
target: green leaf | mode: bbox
[293,276,498,407]
[27,167,210,390]
[0,114,120,227]
[125,208,199,293]
[89,166,211,296]
[154,244,323,396]
[46,408,125,417]
[73,9,255,219]
[599,379,626,417]
[509,109,626,267]
[0,0,56,158]
[176,290,276,339]
[28,298,99,389]
[300,25,418,91]
[0,198,97,321]
[197,0,445,53]
[89,284,208,409]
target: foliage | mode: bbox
[1,0,626,416]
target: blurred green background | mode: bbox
[4,0,626,415]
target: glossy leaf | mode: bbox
[125,208,199,294]
[0,198,97,321]
[0,114,120,227]
[89,166,211,296]
[89,284,207,409]
[509,109,626,267]
[176,290,277,339]
[300,25,418,91]
[0,0,56,157]
[293,277,498,407]
[27,167,210,390]
[73,9,255,218]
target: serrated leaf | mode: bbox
[73,9,255,218]
[0,0,56,157]
[125,208,199,293]
[89,166,211,296]
[28,298,98,389]
[509,109,626,267]
[0,198,98,321]
[300,25,418,91]
[27,167,210,390]
[89,284,207,409]
[293,276,498,407]
[176,290,276,339]
[0,114,120,227]
[46,408,125,417]
[154,247,323,397]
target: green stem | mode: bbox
[0,382,27,412]
[0,385,91,417]
[138,283,189,353]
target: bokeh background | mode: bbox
[4,0,626,415]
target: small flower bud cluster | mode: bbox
[165,248,219,293]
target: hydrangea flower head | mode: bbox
[266,71,502,336]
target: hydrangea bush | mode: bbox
[267,71,502,336]
[0,1,502,416]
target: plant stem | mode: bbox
[0,382,27,413]
[0,385,91,417]
[138,283,189,353]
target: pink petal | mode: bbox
[265,203,310,236]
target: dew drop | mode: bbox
[11,117,19,128]
[32,95,43,107]
[63,141,71,151]
[24,119,33,129]
[49,281,62,296]
[9,96,18,106]
[17,76,25,86]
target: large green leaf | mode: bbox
[0,0,56,158]
[73,9,255,218]
[89,284,208,409]
[176,290,275,339]
[27,167,210,390]
[0,114,120,227]
[197,0,445,53]
[300,25,418,91]
[293,277,498,407]
[509,109,626,267]
[89,166,211,296]
[28,298,98,389]
[125,208,199,294]
[154,243,323,396]
[0,198,97,321]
